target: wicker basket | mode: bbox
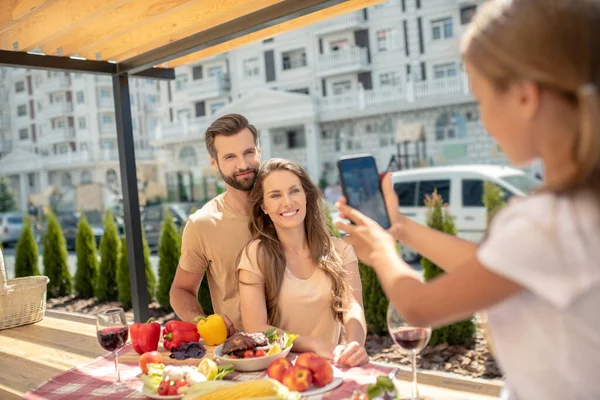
[0,248,49,330]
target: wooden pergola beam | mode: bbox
[0,0,57,32]
[78,0,282,62]
[36,0,197,58]
[0,0,128,52]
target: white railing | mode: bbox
[43,150,91,167]
[186,75,230,99]
[414,76,463,101]
[99,141,154,161]
[157,117,210,140]
[44,101,73,117]
[38,127,75,144]
[316,11,365,32]
[38,76,71,92]
[318,47,369,75]
[319,73,471,114]
[98,97,113,110]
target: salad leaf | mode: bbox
[282,332,299,349]
[213,364,234,380]
[140,373,163,392]
[264,328,278,343]
[366,376,398,400]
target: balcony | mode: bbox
[95,75,112,85]
[314,11,366,35]
[98,97,114,111]
[99,123,116,136]
[155,117,210,143]
[317,47,369,77]
[43,150,92,168]
[37,76,71,92]
[318,73,471,120]
[186,75,230,101]
[43,101,74,118]
[99,144,154,161]
[38,127,75,144]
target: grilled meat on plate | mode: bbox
[221,332,269,355]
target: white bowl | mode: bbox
[213,344,292,372]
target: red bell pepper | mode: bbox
[163,320,200,351]
[130,318,161,355]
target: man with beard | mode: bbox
[170,114,260,333]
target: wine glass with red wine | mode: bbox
[97,308,129,391]
[387,303,431,400]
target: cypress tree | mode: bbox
[95,210,120,301]
[74,215,98,298]
[157,208,181,310]
[15,216,41,277]
[43,212,72,298]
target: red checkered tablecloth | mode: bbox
[23,345,395,400]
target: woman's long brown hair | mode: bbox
[239,158,348,327]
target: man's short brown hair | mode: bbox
[204,114,259,160]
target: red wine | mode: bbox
[97,326,129,352]
[391,327,429,352]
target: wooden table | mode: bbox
[0,313,502,400]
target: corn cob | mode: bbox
[184,378,300,400]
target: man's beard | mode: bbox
[219,166,258,192]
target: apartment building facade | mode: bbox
[155,0,527,203]
[1,0,541,211]
[0,68,164,212]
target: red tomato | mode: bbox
[167,382,178,396]
[139,351,164,375]
[254,349,266,357]
[157,381,170,396]
[229,355,238,359]
[243,350,254,358]
[174,378,188,390]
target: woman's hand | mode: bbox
[333,341,369,367]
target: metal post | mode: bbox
[112,74,149,322]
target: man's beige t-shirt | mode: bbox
[179,193,251,331]
[237,238,358,345]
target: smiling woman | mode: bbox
[236,159,369,368]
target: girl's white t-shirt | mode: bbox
[477,191,600,400]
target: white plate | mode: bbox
[213,344,293,372]
[300,366,344,398]
[141,385,183,399]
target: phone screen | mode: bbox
[337,155,391,229]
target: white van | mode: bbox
[391,165,541,262]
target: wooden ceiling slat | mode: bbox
[0,0,56,32]
[165,0,384,68]
[78,0,283,62]
[0,0,129,52]
[37,0,197,58]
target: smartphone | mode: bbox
[337,154,391,229]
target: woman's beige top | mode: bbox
[237,238,357,345]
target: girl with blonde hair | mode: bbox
[336,0,600,398]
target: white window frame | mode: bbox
[76,91,85,104]
[243,58,260,78]
[433,62,458,79]
[332,80,352,95]
[376,28,397,52]
[431,17,453,41]
[379,71,402,87]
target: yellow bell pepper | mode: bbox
[195,314,228,346]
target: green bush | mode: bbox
[483,181,506,227]
[421,191,476,346]
[117,234,158,308]
[95,210,120,301]
[43,212,72,298]
[158,208,181,310]
[116,237,131,308]
[15,216,41,277]
[74,215,98,298]
[143,231,157,301]
[0,176,16,212]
